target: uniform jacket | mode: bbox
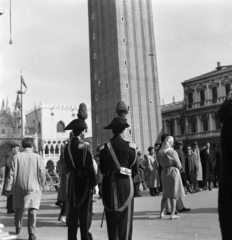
[133,157,145,183]
[64,137,97,208]
[100,135,137,212]
[4,148,46,210]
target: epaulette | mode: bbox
[78,141,90,149]
[128,142,136,149]
[99,145,104,151]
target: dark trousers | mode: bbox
[68,191,93,240]
[133,183,141,197]
[60,201,67,217]
[15,208,37,234]
[105,199,134,240]
[6,194,14,211]
[203,177,213,189]
[214,167,219,187]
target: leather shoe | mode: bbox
[165,211,178,215]
[7,209,15,214]
[16,227,21,234]
[179,207,191,213]
[29,234,36,240]
[170,215,180,220]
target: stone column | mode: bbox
[206,83,210,105]
[42,144,45,160]
[197,115,201,132]
[194,88,197,107]
[166,120,170,135]
[209,112,214,131]
[174,118,178,135]
[58,144,61,156]
[185,118,189,134]
[53,144,56,158]
[48,144,51,159]
[162,120,166,134]
[176,118,180,135]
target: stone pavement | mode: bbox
[0,189,221,240]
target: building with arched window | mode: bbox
[57,121,65,132]
[0,99,29,167]
[161,62,232,147]
[25,101,92,167]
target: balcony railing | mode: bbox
[174,130,221,141]
[44,154,60,159]
[186,97,226,110]
[161,101,185,112]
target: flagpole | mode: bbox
[20,70,23,139]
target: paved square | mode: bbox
[0,189,221,240]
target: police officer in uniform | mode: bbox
[100,115,138,240]
[64,105,97,240]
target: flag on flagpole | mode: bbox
[21,74,27,93]
[15,92,21,110]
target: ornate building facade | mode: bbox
[0,99,23,167]
[162,62,232,147]
[25,101,92,167]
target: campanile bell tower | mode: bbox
[88,0,162,153]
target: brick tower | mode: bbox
[88,0,162,154]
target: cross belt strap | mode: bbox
[107,141,132,176]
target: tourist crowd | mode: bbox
[1,92,231,240]
[133,138,220,199]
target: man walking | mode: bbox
[4,138,46,240]
[2,144,20,214]
[64,103,97,240]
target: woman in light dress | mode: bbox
[144,147,160,196]
[158,136,185,220]
[191,143,203,190]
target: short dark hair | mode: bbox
[11,144,20,149]
[112,127,125,135]
[161,134,169,143]
[22,138,34,148]
[73,129,84,136]
[148,146,154,152]
[212,143,218,149]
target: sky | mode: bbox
[0,0,232,110]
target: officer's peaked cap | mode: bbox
[103,116,129,130]
[64,119,87,131]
